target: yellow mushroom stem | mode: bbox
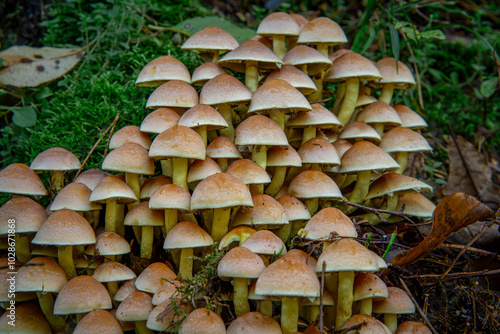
[373,123,384,137]
[358,194,400,225]
[245,61,259,93]
[265,166,287,197]
[305,198,319,216]
[140,226,154,259]
[249,184,264,196]
[378,83,395,104]
[195,125,208,147]
[105,199,117,234]
[107,281,119,299]
[332,83,346,115]
[281,296,299,334]
[384,313,398,333]
[270,109,285,130]
[337,78,360,126]
[301,126,317,146]
[316,43,328,57]
[161,159,173,177]
[217,158,229,172]
[290,220,306,239]
[14,234,31,263]
[359,298,373,315]
[51,170,65,193]
[172,157,188,191]
[252,145,267,170]
[217,104,234,141]
[211,51,220,63]
[333,174,346,188]
[309,305,321,322]
[276,223,291,243]
[125,172,140,208]
[312,74,324,101]
[92,210,100,229]
[394,151,408,174]
[58,245,76,280]
[258,300,273,317]
[336,271,355,328]
[273,35,287,59]
[233,277,250,317]
[202,210,213,234]
[36,291,66,332]
[164,209,178,237]
[347,170,372,214]
[178,247,193,279]
[211,207,231,243]
[135,320,151,334]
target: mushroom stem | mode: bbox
[281,296,299,334]
[252,145,268,170]
[164,209,178,237]
[161,159,173,177]
[172,157,188,191]
[140,226,154,259]
[51,170,65,193]
[359,298,373,315]
[179,247,193,279]
[384,313,398,333]
[249,183,264,196]
[373,123,384,137]
[337,78,360,126]
[316,43,328,57]
[36,291,66,332]
[336,271,355,328]
[135,320,153,334]
[302,126,317,146]
[105,199,118,234]
[217,158,229,172]
[218,104,234,141]
[348,170,371,207]
[394,151,408,174]
[265,166,287,197]
[107,281,119,299]
[233,277,250,317]
[212,208,231,243]
[125,172,140,208]
[273,35,287,59]
[305,198,319,216]
[92,210,100,229]
[246,61,259,93]
[14,233,31,263]
[276,223,292,242]
[58,245,76,280]
[195,125,208,147]
[270,109,285,130]
[332,83,346,114]
[309,305,320,322]
[379,83,395,104]
[211,51,220,63]
[259,300,273,317]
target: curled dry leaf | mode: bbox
[390,192,495,267]
[0,45,84,87]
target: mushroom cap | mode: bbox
[135,262,177,293]
[340,314,392,334]
[303,207,357,240]
[113,278,138,302]
[93,261,136,283]
[191,62,227,86]
[206,136,243,159]
[395,321,433,334]
[366,173,432,200]
[266,65,317,95]
[0,302,52,334]
[109,125,152,150]
[89,175,137,204]
[339,141,400,174]
[226,159,271,185]
[284,249,317,272]
[393,105,428,129]
[163,221,213,249]
[379,127,432,153]
[316,238,379,273]
[325,52,381,82]
[218,246,266,280]
[146,297,192,332]
[146,80,198,109]
[149,183,191,211]
[135,55,191,86]
[179,308,226,334]
[290,13,308,30]
[95,231,131,256]
[267,145,302,168]
[178,104,228,130]
[140,176,173,200]
[74,168,110,191]
[233,194,288,227]
[218,40,283,73]
[283,45,332,75]
[0,197,48,234]
[0,163,47,196]
[74,309,123,334]
[149,125,206,160]
[353,273,389,301]
[152,280,182,305]
[54,275,112,314]
[357,91,378,108]
[30,147,81,172]
[393,193,436,218]
[103,142,154,175]
[373,58,416,88]
[372,287,416,314]
[288,170,342,200]
[357,101,402,127]
[227,311,281,334]
[339,121,381,144]
[298,137,340,166]
[297,17,347,46]
[115,291,153,322]
[241,229,287,255]
[140,108,180,134]
[287,103,342,130]
[218,226,256,250]
[191,173,253,210]
[32,209,96,246]
[181,26,239,52]
[257,12,301,37]
[188,157,222,183]
[15,257,68,293]
[200,74,253,105]
[124,201,164,227]
[333,139,354,158]
[277,195,311,221]
[255,256,320,297]
[234,115,288,147]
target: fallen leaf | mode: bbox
[0,45,84,87]
[390,192,495,267]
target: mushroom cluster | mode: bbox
[0,11,435,334]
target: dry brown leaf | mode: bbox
[390,192,495,267]
[0,45,84,87]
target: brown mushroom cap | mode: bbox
[74,309,124,334]
[139,176,173,200]
[124,201,164,227]
[178,104,228,131]
[257,12,301,37]
[284,45,333,75]
[234,115,288,147]
[267,145,302,168]
[135,262,177,293]
[393,105,428,129]
[233,194,288,227]
[288,170,342,200]
[266,65,317,95]
[0,197,48,234]
[89,175,138,204]
[95,231,131,256]
[179,308,226,334]
[191,62,228,86]
[393,193,436,218]
[149,125,206,160]
[395,321,432,334]
[340,314,392,334]
[316,238,379,273]
[50,182,101,212]
[188,157,222,183]
[241,229,287,255]
[365,173,432,200]
[227,311,282,334]
[357,101,402,127]
[191,173,253,210]
[206,136,243,159]
[163,221,213,249]
[339,141,400,174]
[115,291,153,322]
[297,17,347,46]
[135,55,191,87]
[0,163,47,196]
[54,275,112,314]
[379,127,432,153]
[277,195,311,221]
[287,103,342,131]
[226,159,272,185]
[218,246,266,280]
[181,26,239,53]
[372,287,416,314]
[108,125,152,150]
[218,40,283,73]
[373,58,416,89]
[339,121,381,144]
[140,108,180,134]
[200,74,253,105]
[30,147,81,172]
[146,80,198,110]
[302,207,356,240]
[0,302,52,334]
[353,273,389,302]
[325,52,381,82]
[298,137,341,167]
[15,257,68,293]
[149,184,191,211]
[92,261,136,283]
[74,168,110,191]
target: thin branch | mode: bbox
[399,278,439,334]
[403,268,500,280]
[491,41,500,87]
[345,201,418,226]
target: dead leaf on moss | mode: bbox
[0,45,84,87]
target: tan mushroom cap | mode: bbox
[287,103,342,131]
[95,231,131,256]
[179,308,226,334]
[188,157,222,183]
[233,194,288,227]
[200,74,253,105]
[135,262,177,293]
[393,193,436,218]
[1,258,36,302]
[116,291,153,322]
[302,207,357,240]
[50,182,101,211]
[149,125,206,160]
[108,125,152,150]
[135,56,191,87]
[298,138,341,166]
[226,159,272,185]
[379,127,432,153]
[339,141,400,174]
[206,136,243,159]
[290,13,308,30]
[191,62,227,86]
[124,201,164,227]
[89,175,138,204]
[357,101,402,127]
[0,163,47,196]
[114,278,138,302]
[357,91,378,108]
[248,79,312,115]
[353,273,388,302]
[373,287,415,314]
[15,257,68,292]
[32,209,96,246]
[301,289,335,306]
[146,297,192,331]
[329,48,353,62]
[74,309,124,334]
[396,321,432,334]
[340,314,392,334]
[54,275,112,314]
[140,108,180,134]
[181,26,239,52]
[146,80,198,109]
[283,45,333,75]
[218,40,283,73]
[288,170,342,200]
[0,197,48,234]
[149,184,191,211]
[297,17,347,46]
[257,12,301,37]
[277,195,311,221]
[218,246,266,281]
[152,280,182,305]
[164,221,213,249]
[140,176,172,200]
[266,64,317,95]
[178,104,228,130]
[74,168,110,191]
[241,229,287,255]
[191,173,253,210]
[255,256,320,297]
[93,261,136,282]
[333,139,354,158]
[373,58,416,89]
[366,173,432,200]
[284,248,317,272]
[339,121,381,144]
[251,34,273,49]
[30,147,81,172]
[267,145,302,167]
[393,105,428,129]
[0,302,52,334]
[227,311,282,334]
[325,52,381,82]
[316,238,379,273]
[234,115,288,147]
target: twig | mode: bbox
[399,278,439,334]
[320,261,325,333]
[334,322,366,333]
[491,42,500,88]
[74,113,120,179]
[103,114,120,158]
[399,29,425,110]
[403,268,500,279]
[439,242,500,259]
[345,201,418,226]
